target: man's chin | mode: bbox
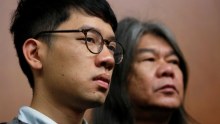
[87,98,106,108]
[157,102,181,110]
[147,99,181,110]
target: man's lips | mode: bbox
[156,84,178,94]
[93,74,110,89]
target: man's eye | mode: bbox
[108,45,116,50]
[77,38,86,42]
[86,37,96,43]
[77,37,96,43]
[169,60,179,65]
[107,45,116,54]
[143,58,155,62]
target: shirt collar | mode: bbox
[18,106,88,124]
[18,106,57,124]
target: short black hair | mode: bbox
[10,0,117,88]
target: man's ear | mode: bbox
[23,38,43,70]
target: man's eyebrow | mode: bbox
[77,25,96,33]
[137,48,177,57]
[137,48,156,54]
[166,51,178,57]
[80,25,115,41]
[106,36,116,41]
[80,25,97,30]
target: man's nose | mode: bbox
[156,62,174,78]
[95,45,115,70]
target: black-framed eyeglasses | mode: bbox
[34,28,124,64]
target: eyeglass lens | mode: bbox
[85,30,123,64]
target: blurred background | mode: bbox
[0,0,220,123]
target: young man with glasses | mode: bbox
[5,0,123,123]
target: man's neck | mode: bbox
[133,107,173,124]
[31,92,86,124]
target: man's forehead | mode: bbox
[137,48,177,57]
[59,11,112,31]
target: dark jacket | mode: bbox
[1,118,27,124]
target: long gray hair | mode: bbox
[93,17,194,124]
